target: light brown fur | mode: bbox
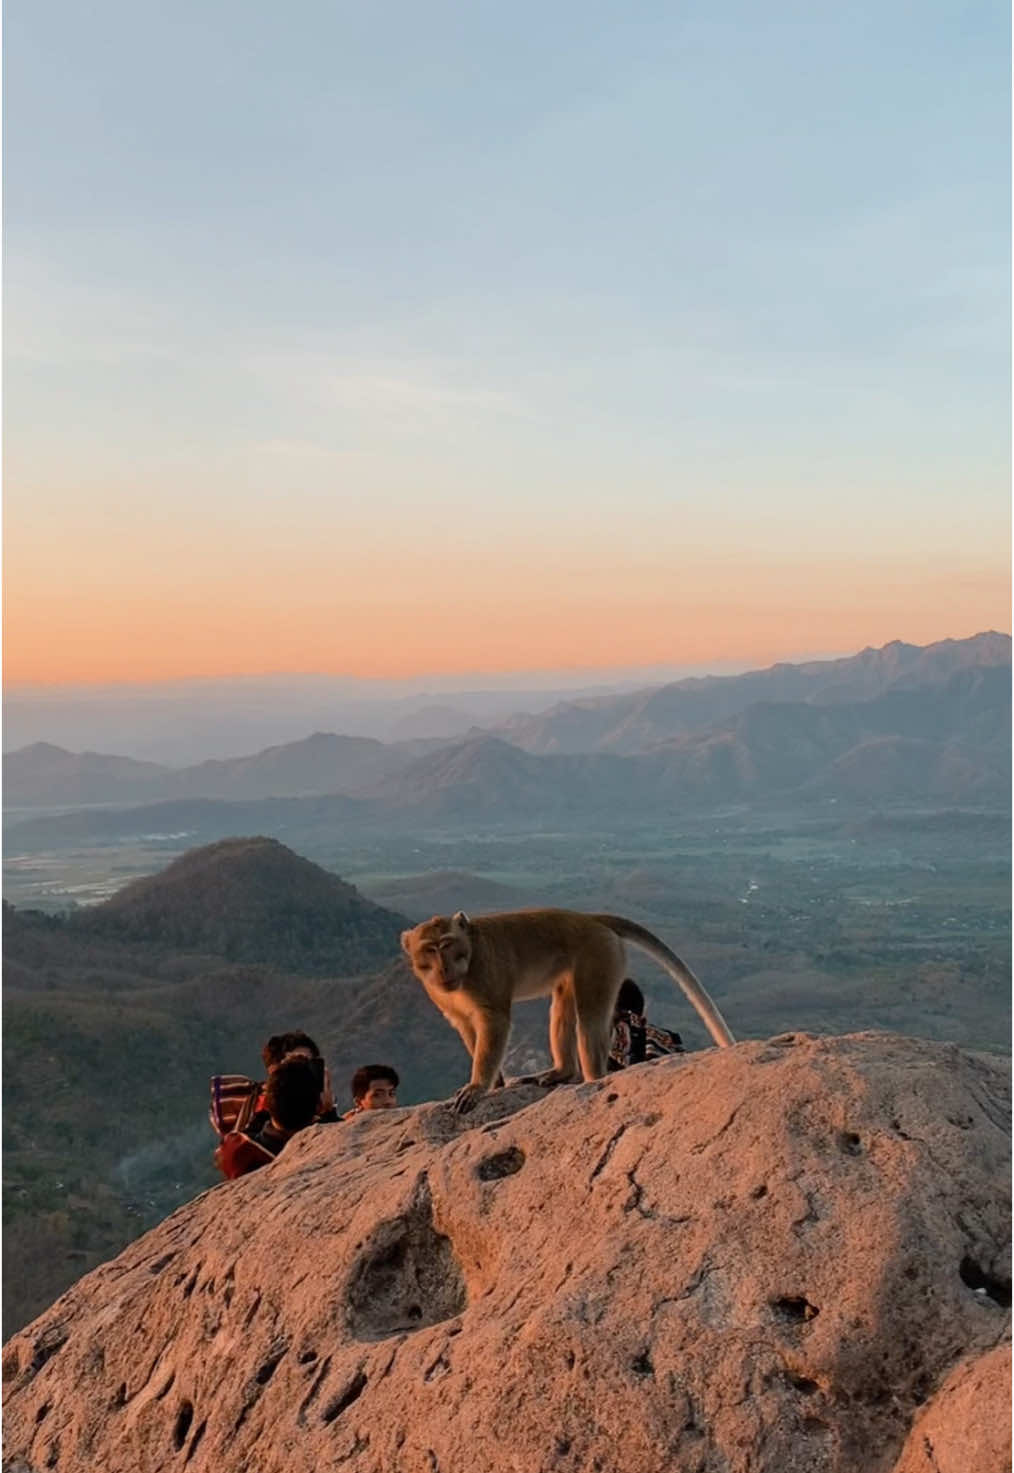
[400,908,735,1112]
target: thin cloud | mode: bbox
[243,350,529,436]
[325,370,520,418]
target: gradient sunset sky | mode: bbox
[4,0,1010,687]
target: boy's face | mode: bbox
[359,1079,397,1110]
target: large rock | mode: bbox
[891,1344,1011,1473]
[3,1033,1010,1473]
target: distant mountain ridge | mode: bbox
[3,730,427,809]
[4,634,1009,829]
[642,665,1011,805]
[495,632,1011,754]
[3,741,174,806]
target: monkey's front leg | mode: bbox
[451,1010,510,1114]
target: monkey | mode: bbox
[400,908,735,1113]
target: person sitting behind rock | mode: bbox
[342,1064,400,1119]
[209,1029,337,1146]
[609,978,686,1072]
[214,1055,323,1180]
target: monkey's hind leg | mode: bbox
[574,964,617,1082]
[531,979,581,1088]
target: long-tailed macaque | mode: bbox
[400,909,735,1113]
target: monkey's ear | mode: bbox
[400,930,412,955]
[451,910,470,931]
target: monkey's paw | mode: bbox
[533,1068,580,1088]
[450,1083,487,1114]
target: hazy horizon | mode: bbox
[1,640,824,761]
[2,641,865,699]
[3,626,1008,763]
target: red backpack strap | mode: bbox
[215,1132,275,1180]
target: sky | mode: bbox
[3,0,1010,687]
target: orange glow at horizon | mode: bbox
[4,563,1009,687]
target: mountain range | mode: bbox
[495,630,1012,753]
[4,635,1009,847]
[2,730,424,808]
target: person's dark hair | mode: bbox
[616,978,644,1015]
[265,1057,321,1132]
[262,1030,321,1070]
[350,1064,400,1103]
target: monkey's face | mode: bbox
[401,912,472,991]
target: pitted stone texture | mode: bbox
[2,1033,1010,1473]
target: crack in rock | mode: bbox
[589,1125,629,1183]
[690,1104,743,1155]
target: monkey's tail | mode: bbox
[593,914,736,1048]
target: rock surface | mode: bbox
[890,1344,1011,1473]
[3,1032,1010,1473]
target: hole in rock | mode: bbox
[255,1340,288,1386]
[787,1373,819,1394]
[838,1131,862,1156]
[298,1356,332,1423]
[750,1184,768,1200]
[173,1400,194,1451]
[184,1419,208,1465]
[346,1178,467,1340]
[630,1350,654,1376]
[321,1371,368,1424]
[772,1296,820,1323]
[911,1372,932,1405]
[30,1327,68,1375]
[35,1402,51,1423]
[476,1147,526,1182]
[959,1255,1012,1307]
